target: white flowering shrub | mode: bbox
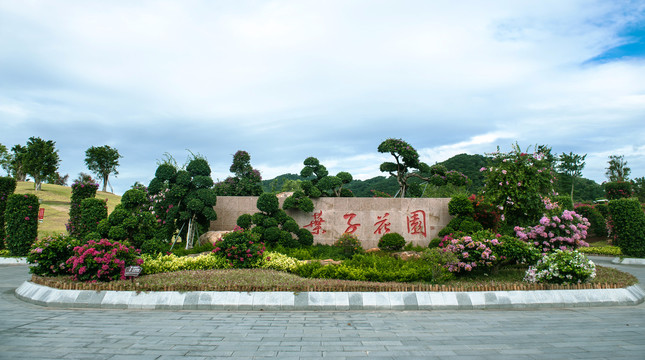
[524,250,596,284]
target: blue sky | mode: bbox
[1,0,644,195]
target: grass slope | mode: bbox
[14,182,121,238]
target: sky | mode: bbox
[1,0,644,195]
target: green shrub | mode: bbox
[260,251,303,272]
[236,214,253,229]
[140,252,230,275]
[66,180,99,238]
[66,239,143,282]
[213,228,264,268]
[79,198,108,240]
[378,232,406,251]
[333,232,363,257]
[495,236,541,266]
[553,195,573,211]
[154,163,177,181]
[0,177,17,249]
[448,194,474,216]
[257,193,279,215]
[428,238,442,248]
[283,190,314,212]
[438,216,483,237]
[574,204,607,237]
[524,250,596,284]
[578,245,622,256]
[605,181,633,200]
[595,203,609,218]
[608,198,645,257]
[27,234,79,276]
[469,195,501,231]
[5,194,39,256]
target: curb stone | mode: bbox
[14,281,645,311]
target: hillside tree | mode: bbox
[23,137,60,191]
[606,155,630,182]
[85,145,122,193]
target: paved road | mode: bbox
[1,258,644,360]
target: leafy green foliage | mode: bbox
[98,189,157,251]
[378,232,406,251]
[22,137,60,191]
[608,198,645,257]
[605,155,630,182]
[257,193,279,215]
[0,177,17,248]
[448,193,474,216]
[5,194,39,255]
[574,204,607,237]
[283,190,314,212]
[27,234,79,276]
[84,145,122,193]
[377,138,429,198]
[557,152,586,203]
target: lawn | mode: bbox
[14,181,121,238]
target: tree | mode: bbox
[8,145,27,181]
[213,150,263,196]
[557,152,586,203]
[606,155,630,182]
[23,137,60,191]
[377,138,430,197]
[0,143,9,176]
[85,145,122,193]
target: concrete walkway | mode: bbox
[0,256,644,359]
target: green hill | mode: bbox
[13,181,121,238]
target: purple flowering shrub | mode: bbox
[27,234,79,277]
[515,209,590,254]
[440,231,503,273]
[66,239,143,282]
[212,227,265,268]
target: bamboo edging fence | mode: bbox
[31,276,626,293]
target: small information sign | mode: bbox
[124,266,142,277]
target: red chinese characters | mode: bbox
[304,210,326,235]
[373,212,391,235]
[407,210,427,237]
[343,213,361,234]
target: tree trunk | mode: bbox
[102,175,108,193]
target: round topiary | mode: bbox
[297,228,314,246]
[378,232,406,251]
[263,226,281,244]
[282,219,299,233]
[121,189,148,210]
[237,214,253,229]
[155,164,177,181]
[192,175,214,189]
[186,158,211,176]
[257,193,279,215]
[175,170,192,186]
[147,178,163,194]
[278,230,298,248]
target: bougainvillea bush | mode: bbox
[514,209,590,254]
[5,194,39,256]
[27,234,79,277]
[66,239,143,282]
[524,250,596,284]
[213,227,265,268]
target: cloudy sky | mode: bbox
[1,0,644,195]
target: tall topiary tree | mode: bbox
[97,188,157,250]
[79,197,108,240]
[5,194,39,255]
[66,179,99,238]
[377,138,430,198]
[213,150,263,196]
[0,177,17,249]
[608,198,645,257]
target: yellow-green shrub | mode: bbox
[260,251,303,272]
[578,246,622,256]
[141,253,231,275]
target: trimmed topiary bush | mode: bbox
[66,180,99,238]
[448,194,474,216]
[5,194,39,256]
[608,198,645,258]
[378,232,406,251]
[79,198,108,240]
[283,190,314,212]
[0,177,17,249]
[27,234,79,276]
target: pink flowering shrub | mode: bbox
[514,209,590,254]
[66,239,143,282]
[213,226,265,268]
[27,234,79,277]
[440,231,503,273]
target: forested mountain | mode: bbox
[261,153,605,201]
